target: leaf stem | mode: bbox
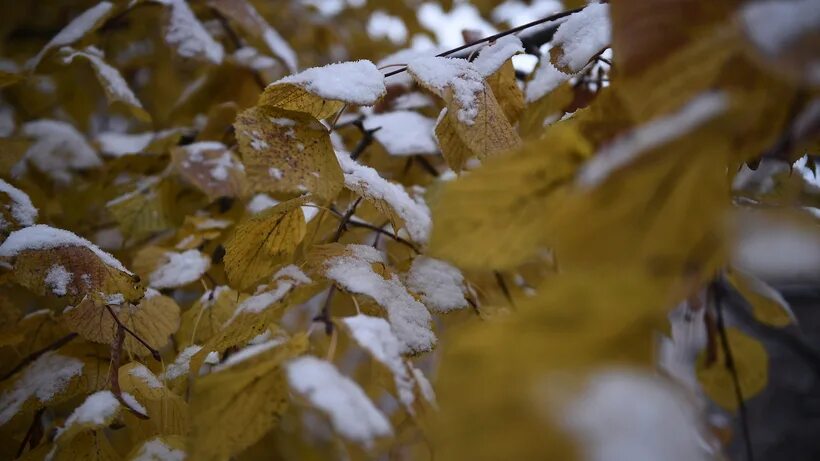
[105,305,161,361]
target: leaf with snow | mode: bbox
[20,120,100,183]
[363,111,438,156]
[0,224,143,303]
[61,46,149,121]
[312,244,435,354]
[177,286,240,346]
[159,0,224,64]
[235,106,343,201]
[64,290,180,355]
[55,390,122,443]
[407,56,520,171]
[285,355,393,447]
[127,436,186,461]
[28,1,115,70]
[224,197,307,291]
[549,3,611,74]
[0,351,84,427]
[171,142,247,200]
[190,334,307,461]
[405,256,468,313]
[0,179,37,233]
[727,268,797,327]
[207,0,297,72]
[336,151,431,245]
[343,315,416,411]
[149,249,211,289]
[119,363,189,436]
[259,60,386,120]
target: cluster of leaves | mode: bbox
[0,0,818,460]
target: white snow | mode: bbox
[129,364,163,389]
[0,352,84,426]
[323,245,435,354]
[491,0,563,26]
[343,315,415,410]
[405,256,467,312]
[393,92,434,110]
[275,60,386,106]
[45,264,73,296]
[658,301,707,394]
[161,0,224,64]
[227,266,311,322]
[163,345,202,380]
[59,390,120,436]
[133,438,186,461]
[577,92,728,188]
[247,193,280,213]
[121,392,147,414]
[406,56,484,125]
[0,224,131,274]
[232,46,277,70]
[176,141,243,183]
[336,152,432,245]
[410,366,437,407]
[263,27,297,73]
[551,3,611,73]
[29,1,114,69]
[525,60,570,102]
[285,356,393,446]
[62,46,143,110]
[556,369,708,461]
[0,179,37,228]
[149,249,211,289]
[213,337,287,372]
[21,120,100,183]
[96,132,154,157]
[741,0,820,56]
[472,36,524,77]
[417,2,496,48]
[367,11,408,44]
[363,111,438,156]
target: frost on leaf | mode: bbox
[208,0,297,72]
[20,120,100,183]
[337,151,431,245]
[0,178,37,233]
[259,60,386,120]
[314,244,435,354]
[148,249,211,289]
[224,197,307,291]
[342,315,416,411]
[405,256,468,313]
[285,355,393,447]
[363,111,438,156]
[0,224,142,303]
[171,142,247,200]
[407,56,520,171]
[0,351,84,426]
[61,46,149,121]
[235,106,343,201]
[549,3,611,74]
[64,290,179,355]
[472,36,524,77]
[189,335,307,461]
[160,0,224,64]
[28,1,114,70]
[56,390,121,443]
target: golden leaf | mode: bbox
[727,269,795,327]
[235,105,343,201]
[258,83,344,121]
[485,59,524,124]
[224,197,308,291]
[177,286,242,346]
[106,177,177,242]
[119,362,189,437]
[171,142,248,200]
[53,431,120,461]
[697,327,768,410]
[62,291,180,355]
[0,70,23,89]
[189,334,308,461]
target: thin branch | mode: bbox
[332,197,363,242]
[105,305,161,361]
[16,408,45,458]
[414,155,440,177]
[110,324,149,419]
[350,120,381,161]
[494,271,515,308]
[711,280,754,461]
[382,6,585,78]
[326,206,420,253]
[1,332,78,381]
[313,286,336,335]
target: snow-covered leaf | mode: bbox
[404,256,468,313]
[549,3,611,74]
[171,142,247,200]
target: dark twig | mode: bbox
[332,197,363,242]
[414,156,440,177]
[494,271,515,308]
[105,305,161,361]
[16,408,45,457]
[327,206,420,253]
[1,332,78,381]
[313,286,336,335]
[711,280,754,461]
[382,6,585,78]
[110,324,149,420]
[350,119,381,161]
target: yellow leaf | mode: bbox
[106,177,177,242]
[235,106,343,201]
[258,83,344,121]
[189,334,308,461]
[0,70,22,89]
[224,197,308,291]
[727,269,795,327]
[63,291,180,355]
[54,391,122,445]
[429,123,590,270]
[171,142,248,201]
[119,363,189,437]
[53,431,120,461]
[485,59,524,124]
[177,286,242,346]
[697,327,768,410]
